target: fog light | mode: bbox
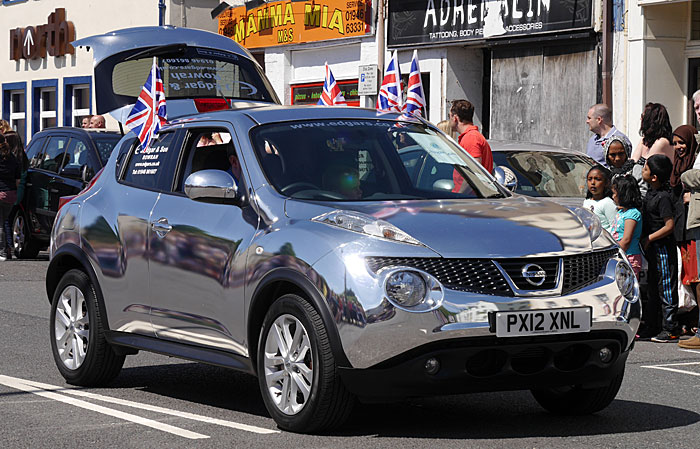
[599,347,614,364]
[425,357,440,375]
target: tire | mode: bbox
[49,269,125,386]
[12,210,41,259]
[531,369,625,415]
[257,294,355,433]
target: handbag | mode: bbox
[0,189,17,205]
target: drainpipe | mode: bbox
[602,0,613,108]
[181,0,187,27]
[159,0,167,26]
[377,0,385,75]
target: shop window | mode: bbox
[32,79,58,136]
[64,77,91,127]
[291,80,360,106]
[2,82,26,144]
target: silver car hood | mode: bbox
[286,196,614,258]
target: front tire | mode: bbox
[12,210,40,259]
[531,369,625,415]
[49,269,125,386]
[257,294,354,433]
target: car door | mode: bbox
[31,135,70,235]
[49,137,86,209]
[147,126,258,355]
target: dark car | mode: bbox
[11,127,122,258]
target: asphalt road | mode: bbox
[2,257,700,448]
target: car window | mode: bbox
[63,138,101,179]
[251,120,505,201]
[492,151,594,197]
[26,136,47,169]
[121,132,180,192]
[92,134,123,165]
[39,136,70,173]
[176,129,239,193]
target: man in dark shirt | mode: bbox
[641,154,679,342]
[0,134,20,261]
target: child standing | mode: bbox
[641,154,679,343]
[583,165,617,234]
[611,175,643,278]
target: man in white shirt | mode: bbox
[586,104,631,166]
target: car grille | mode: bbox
[365,248,618,297]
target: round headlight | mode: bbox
[615,260,638,301]
[385,271,427,307]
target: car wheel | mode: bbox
[257,294,354,433]
[12,210,40,259]
[49,269,125,386]
[531,369,624,415]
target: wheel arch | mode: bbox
[247,268,350,374]
[46,244,111,330]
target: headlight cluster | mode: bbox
[313,210,423,246]
[383,268,444,312]
[615,259,639,302]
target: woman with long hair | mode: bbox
[1,129,26,257]
[0,133,20,261]
[631,102,675,164]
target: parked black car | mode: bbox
[11,127,122,258]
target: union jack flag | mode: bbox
[317,62,347,106]
[125,58,167,149]
[376,51,403,113]
[402,50,425,117]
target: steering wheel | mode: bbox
[281,182,319,195]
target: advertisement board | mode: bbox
[218,0,372,49]
[388,0,593,47]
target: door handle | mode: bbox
[151,217,172,238]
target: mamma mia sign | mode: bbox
[388,0,592,47]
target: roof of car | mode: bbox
[488,139,587,156]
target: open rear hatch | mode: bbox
[72,26,279,122]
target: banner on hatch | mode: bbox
[218,0,372,49]
[388,0,593,47]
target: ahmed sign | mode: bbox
[218,0,371,49]
[388,0,592,47]
[10,8,75,60]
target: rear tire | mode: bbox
[257,294,354,433]
[12,210,41,259]
[531,369,624,415]
[49,269,125,386]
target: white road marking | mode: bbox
[1,375,279,435]
[0,375,208,439]
[680,349,700,355]
[641,361,700,377]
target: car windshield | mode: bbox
[251,119,505,201]
[93,134,123,165]
[492,150,594,198]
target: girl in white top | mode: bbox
[583,165,617,233]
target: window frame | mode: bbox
[2,81,27,144]
[31,79,58,136]
[63,76,92,127]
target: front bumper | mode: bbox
[339,330,629,399]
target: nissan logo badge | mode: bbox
[521,264,546,286]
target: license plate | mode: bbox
[494,307,591,337]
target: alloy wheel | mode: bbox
[54,285,90,370]
[263,314,314,415]
[12,214,25,255]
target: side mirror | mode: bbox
[59,166,81,179]
[494,165,518,192]
[81,165,95,183]
[184,169,238,201]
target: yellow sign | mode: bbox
[218,0,371,49]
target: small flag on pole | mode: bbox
[317,62,347,106]
[376,51,403,113]
[125,57,167,149]
[402,50,425,117]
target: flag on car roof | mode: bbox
[125,57,167,149]
[402,50,425,117]
[317,62,347,106]
[376,50,403,113]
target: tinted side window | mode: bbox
[122,132,180,191]
[40,136,70,173]
[65,138,101,179]
[26,136,47,169]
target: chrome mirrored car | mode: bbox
[47,27,640,435]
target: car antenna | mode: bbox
[118,121,125,136]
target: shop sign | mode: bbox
[292,80,359,106]
[388,0,592,47]
[218,0,372,49]
[9,8,75,60]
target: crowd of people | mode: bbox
[584,97,700,348]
